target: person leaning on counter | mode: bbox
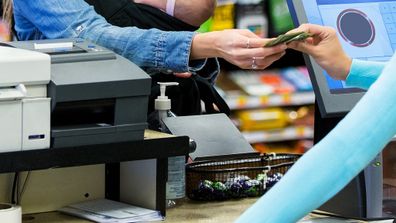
[3,0,287,77]
[237,23,395,222]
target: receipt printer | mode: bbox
[0,45,51,152]
[9,39,151,148]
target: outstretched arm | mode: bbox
[346,59,386,89]
[14,0,286,72]
[13,0,197,72]
[237,37,396,223]
[288,24,386,90]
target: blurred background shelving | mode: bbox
[0,4,11,42]
[201,0,314,154]
[0,0,11,42]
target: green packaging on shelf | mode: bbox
[268,0,294,34]
[235,3,268,38]
[197,18,213,33]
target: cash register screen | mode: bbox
[287,0,396,117]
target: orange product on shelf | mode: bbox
[293,106,315,126]
[236,95,248,108]
[237,107,289,131]
[259,95,270,105]
[228,70,298,96]
[253,141,307,154]
[236,106,314,131]
[259,72,295,94]
[0,20,10,41]
[295,126,306,137]
[282,93,292,104]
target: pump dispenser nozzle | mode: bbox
[155,82,179,111]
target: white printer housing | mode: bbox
[0,46,50,152]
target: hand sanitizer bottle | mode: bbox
[155,82,186,208]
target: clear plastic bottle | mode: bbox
[155,82,186,208]
[166,155,186,208]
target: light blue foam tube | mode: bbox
[236,55,396,222]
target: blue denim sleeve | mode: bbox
[345,59,386,89]
[236,54,396,222]
[13,0,215,75]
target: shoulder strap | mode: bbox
[194,75,231,116]
[84,0,198,31]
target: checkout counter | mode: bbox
[0,39,190,217]
[2,38,392,222]
[0,39,266,222]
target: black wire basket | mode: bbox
[186,152,301,201]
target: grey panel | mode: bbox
[52,123,147,137]
[8,38,116,63]
[319,154,383,218]
[114,97,149,125]
[163,114,254,160]
[51,130,145,148]
[49,55,151,103]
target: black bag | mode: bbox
[85,0,230,117]
[84,0,199,31]
[0,0,3,16]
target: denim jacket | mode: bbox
[13,0,219,82]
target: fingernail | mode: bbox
[281,44,287,50]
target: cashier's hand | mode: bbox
[287,24,352,80]
[174,72,192,78]
[191,29,287,70]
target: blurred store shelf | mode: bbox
[242,125,314,144]
[225,91,315,110]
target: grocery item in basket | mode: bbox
[213,182,228,200]
[191,174,269,200]
[197,180,215,200]
[230,182,244,198]
[266,172,283,188]
[256,173,268,185]
[245,180,263,197]
[226,178,245,198]
[186,153,300,201]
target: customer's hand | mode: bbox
[287,24,352,80]
[174,72,192,78]
[191,29,287,70]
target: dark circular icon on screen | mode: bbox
[337,9,375,47]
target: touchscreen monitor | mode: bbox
[287,0,395,117]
